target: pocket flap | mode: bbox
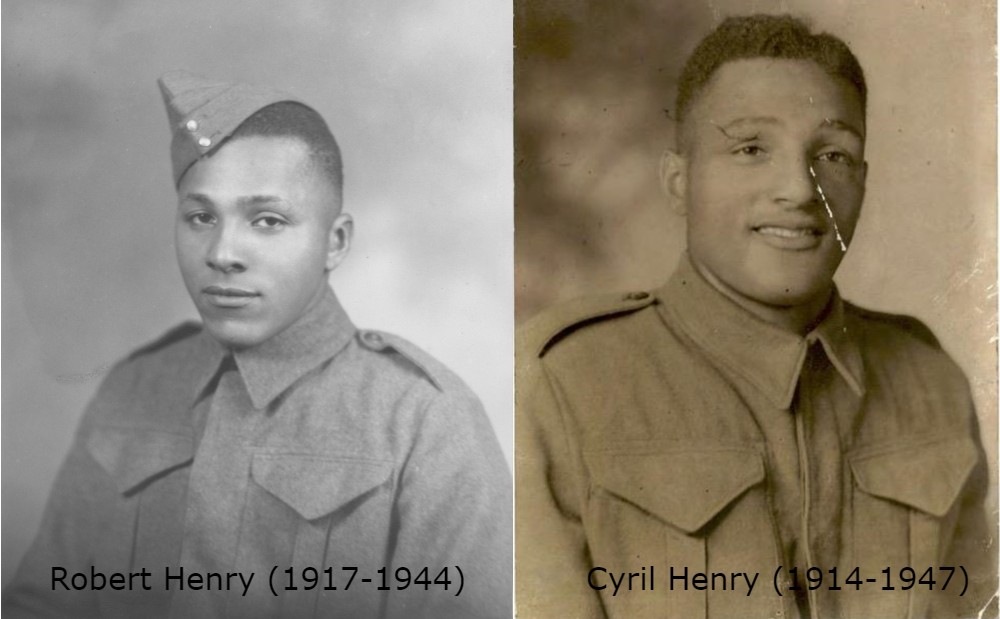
[251,454,393,521]
[587,447,764,534]
[87,426,194,494]
[849,435,978,517]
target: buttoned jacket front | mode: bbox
[516,258,993,619]
[8,287,512,619]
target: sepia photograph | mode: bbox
[515,1,997,618]
[2,1,512,617]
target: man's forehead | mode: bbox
[714,116,865,141]
[687,58,866,131]
[180,137,312,191]
[177,136,338,221]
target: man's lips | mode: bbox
[753,225,822,239]
[201,286,260,308]
[751,221,826,249]
[202,286,259,297]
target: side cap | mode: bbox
[158,70,309,185]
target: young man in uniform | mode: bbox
[6,71,511,618]
[516,15,994,619]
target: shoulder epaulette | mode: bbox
[356,329,453,392]
[126,321,203,361]
[846,303,941,349]
[519,291,656,358]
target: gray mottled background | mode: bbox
[516,0,996,511]
[2,0,512,582]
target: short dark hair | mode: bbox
[676,14,866,123]
[228,101,344,202]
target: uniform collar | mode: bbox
[190,285,356,409]
[656,254,864,410]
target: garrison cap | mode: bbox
[158,70,309,185]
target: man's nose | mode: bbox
[205,223,246,273]
[771,154,819,208]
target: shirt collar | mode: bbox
[189,286,356,409]
[656,254,865,410]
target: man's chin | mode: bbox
[694,257,834,310]
[740,258,840,306]
[740,277,834,311]
[202,319,269,351]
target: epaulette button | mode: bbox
[359,330,386,350]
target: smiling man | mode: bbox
[6,71,511,619]
[516,15,993,619]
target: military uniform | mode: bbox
[7,286,511,618]
[516,255,993,619]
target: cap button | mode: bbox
[198,136,212,148]
[185,119,198,131]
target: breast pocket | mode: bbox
[251,453,394,521]
[846,435,978,618]
[583,445,783,619]
[238,453,395,618]
[86,426,195,617]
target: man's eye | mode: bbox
[733,144,765,157]
[816,151,853,165]
[252,216,287,230]
[186,212,215,226]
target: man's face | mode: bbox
[176,136,344,349]
[679,58,867,309]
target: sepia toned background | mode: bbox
[516,0,997,510]
[2,0,512,583]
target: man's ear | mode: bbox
[658,149,688,214]
[325,212,353,272]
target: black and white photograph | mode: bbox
[2,1,512,617]
[515,2,996,618]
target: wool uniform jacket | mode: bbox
[516,257,994,619]
[7,287,512,619]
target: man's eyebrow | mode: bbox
[178,193,294,211]
[179,192,213,206]
[818,118,865,140]
[712,116,780,139]
[235,195,290,208]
